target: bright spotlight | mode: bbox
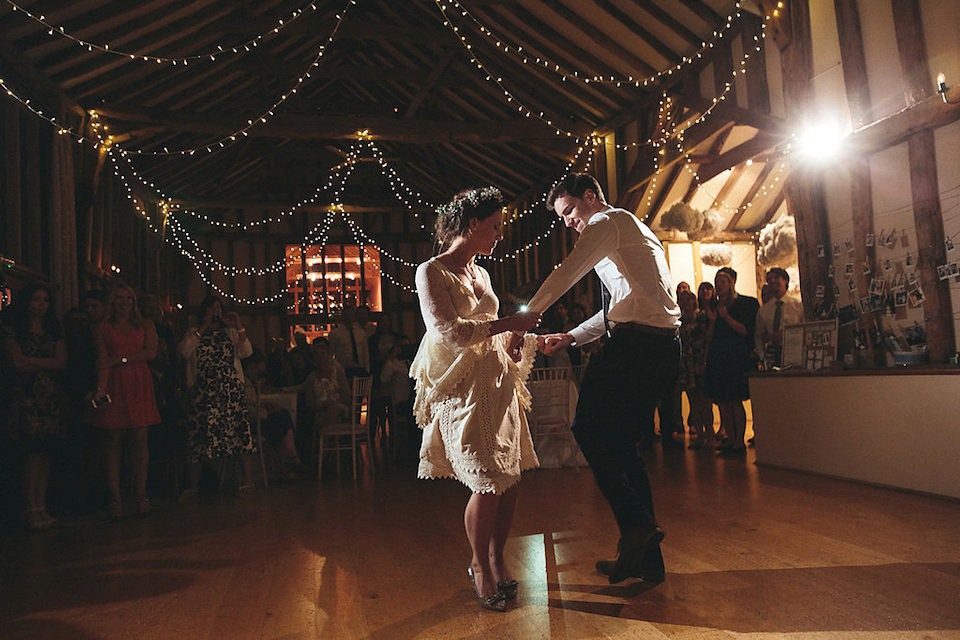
[519,304,529,312]
[796,120,843,161]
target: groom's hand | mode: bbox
[539,333,574,355]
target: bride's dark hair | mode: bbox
[434,187,503,246]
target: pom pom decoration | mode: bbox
[661,202,704,234]
[757,215,798,267]
[700,243,733,266]
[688,207,724,240]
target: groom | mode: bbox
[518,173,680,584]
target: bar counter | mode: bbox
[749,367,960,500]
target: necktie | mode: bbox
[773,299,784,333]
[348,325,359,365]
[600,278,612,338]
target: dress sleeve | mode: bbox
[416,261,491,348]
[526,218,614,315]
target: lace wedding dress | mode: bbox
[410,258,539,494]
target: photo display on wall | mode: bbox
[781,320,839,371]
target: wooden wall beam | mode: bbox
[834,0,872,127]
[892,0,935,106]
[3,101,22,264]
[779,0,833,317]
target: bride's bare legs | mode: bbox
[489,485,518,584]
[464,492,501,597]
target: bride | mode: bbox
[410,187,541,612]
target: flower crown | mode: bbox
[436,186,503,220]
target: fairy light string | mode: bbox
[437,0,746,87]
[4,1,324,65]
[1,1,780,304]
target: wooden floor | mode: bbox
[2,441,960,640]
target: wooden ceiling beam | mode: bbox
[538,0,658,77]
[847,84,960,154]
[724,160,777,231]
[591,0,681,67]
[470,5,630,113]
[93,104,588,143]
[696,130,783,184]
[632,0,703,46]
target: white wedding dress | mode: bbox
[410,258,539,494]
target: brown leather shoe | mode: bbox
[595,559,665,583]
[605,524,665,584]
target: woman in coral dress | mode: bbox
[411,187,541,612]
[92,284,161,519]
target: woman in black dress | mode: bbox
[703,268,758,454]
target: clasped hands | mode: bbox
[503,308,574,362]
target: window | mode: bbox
[286,244,381,340]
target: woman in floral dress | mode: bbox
[2,283,67,530]
[178,295,255,496]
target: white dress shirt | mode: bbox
[527,207,680,346]
[755,294,803,354]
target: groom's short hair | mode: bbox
[546,173,604,208]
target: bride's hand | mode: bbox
[509,310,542,333]
[506,332,524,362]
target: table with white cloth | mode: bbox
[259,390,298,428]
[527,376,588,468]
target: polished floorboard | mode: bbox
[2,441,960,639]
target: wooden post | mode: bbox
[835,0,881,364]
[3,102,22,264]
[909,130,954,362]
[778,0,834,318]
[891,0,954,362]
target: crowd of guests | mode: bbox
[668,266,801,454]
[529,265,800,457]
[0,283,414,532]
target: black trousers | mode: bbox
[572,329,680,538]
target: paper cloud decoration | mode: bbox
[700,243,733,266]
[661,202,703,233]
[757,215,798,266]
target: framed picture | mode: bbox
[780,320,839,370]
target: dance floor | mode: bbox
[2,443,960,639]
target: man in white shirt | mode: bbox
[521,173,681,585]
[755,267,803,368]
[327,304,373,378]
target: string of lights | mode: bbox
[4,0,323,65]
[0,1,358,159]
[433,0,767,151]
[109,0,357,158]
[361,138,435,231]
[173,141,364,231]
[436,0,746,87]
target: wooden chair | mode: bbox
[252,381,269,488]
[528,366,572,439]
[528,366,589,467]
[315,376,373,481]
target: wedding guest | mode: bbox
[303,337,350,430]
[703,268,759,454]
[677,290,713,449]
[178,296,256,497]
[81,289,107,326]
[242,350,306,478]
[328,305,373,378]
[91,284,161,519]
[755,267,803,369]
[2,283,67,530]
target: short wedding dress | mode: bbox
[410,258,539,494]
